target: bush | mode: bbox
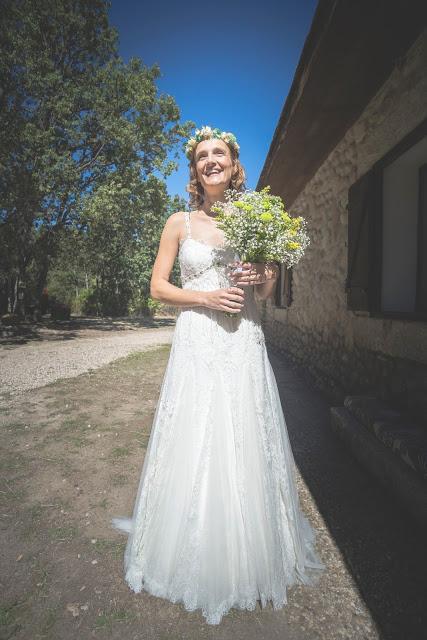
[73,288,100,316]
[128,292,164,317]
[74,286,130,317]
[50,301,71,320]
[1,313,20,325]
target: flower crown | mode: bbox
[185,125,240,160]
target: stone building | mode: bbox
[257,0,427,427]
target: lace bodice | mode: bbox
[178,210,260,318]
[178,210,237,288]
[178,211,255,306]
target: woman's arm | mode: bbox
[150,212,207,308]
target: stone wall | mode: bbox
[261,29,427,425]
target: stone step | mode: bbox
[343,395,427,481]
[330,405,427,529]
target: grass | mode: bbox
[97,497,109,510]
[109,446,131,459]
[94,607,136,631]
[92,538,126,559]
[47,525,78,542]
[39,607,59,635]
[111,473,129,487]
[0,601,24,635]
[60,416,90,432]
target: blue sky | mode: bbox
[109,0,317,205]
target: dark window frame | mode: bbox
[348,116,427,322]
[275,264,293,308]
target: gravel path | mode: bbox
[0,323,175,397]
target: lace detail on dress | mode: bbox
[111,211,326,625]
[184,209,192,240]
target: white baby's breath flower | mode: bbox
[185,125,240,159]
[210,186,310,267]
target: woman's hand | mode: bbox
[204,287,245,313]
[227,261,279,286]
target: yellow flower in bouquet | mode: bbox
[211,185,310,267]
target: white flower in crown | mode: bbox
[199,125,213,136]
[185,125,240,159]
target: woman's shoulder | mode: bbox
[170,208,199,222]
[168,210,188,221]
[163,211,188,243]
[165,210,188,231]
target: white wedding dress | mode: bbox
[111,210,325,625]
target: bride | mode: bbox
[111,125,325,625]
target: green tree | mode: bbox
[46,173,188,317]
[0,0,193,315]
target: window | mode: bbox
[346,117,427,319]
[275,265,293,308]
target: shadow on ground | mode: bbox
[268,345,427,640]
[0,315,177,347]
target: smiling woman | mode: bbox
[187,131,246,211]
[111,125,326,625]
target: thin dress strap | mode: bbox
[184,210,192,240]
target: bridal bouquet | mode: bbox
[211,185,310,266]
[211,185,310,316]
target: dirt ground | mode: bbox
[1,345,174,640]
[0,334,380,640]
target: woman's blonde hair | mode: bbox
[186,142,247,210]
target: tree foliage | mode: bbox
[0,0,193,316]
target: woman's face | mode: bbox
[194,138,234,196]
